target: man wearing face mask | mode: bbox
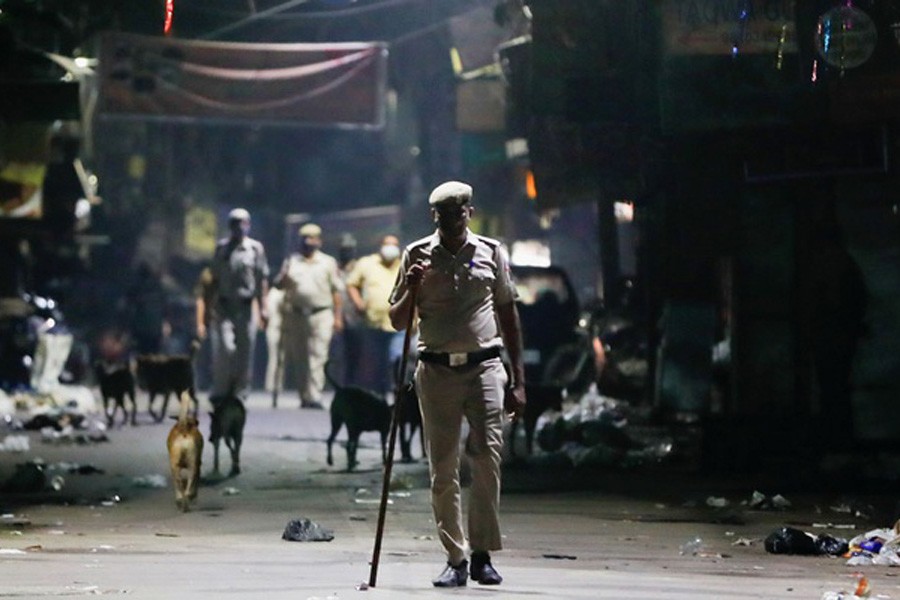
[197,207,269,400]
[346,234,404,396]
[389,182,526,588]
[274,223,344,409]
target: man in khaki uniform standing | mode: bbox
[389,181,526,588]
[196,208,269,400]
[274,223,343,409]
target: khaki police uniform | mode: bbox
[390,228,517,566]
[209,235,269,397]
[279,250,343,405]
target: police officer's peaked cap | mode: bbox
[228,207,251,221]
[298,223,322,237]
[428,181,472,207]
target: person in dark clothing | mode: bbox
[124,262,167,355]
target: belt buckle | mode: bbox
[448,352,467,367]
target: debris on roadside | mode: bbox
[820,574,871,600]
[132,474,167,488]
[98,494,122,507]
[764,527,848,556]
[532,385,677,470]
[0,435,29,452]
[680,536,704,556]
[748,490,791,510]
[0,514,31,529]
[829,500,874,521]
[813,523,858,530]
[731,537,759,547]
[282,518,334,542]
[844,527,900,566]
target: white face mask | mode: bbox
[380,244,400,262]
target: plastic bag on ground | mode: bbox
[282,518,334,542]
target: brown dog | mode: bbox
[167,391,203,512]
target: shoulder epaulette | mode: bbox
[407,235,433,251]
[472,233,501,250]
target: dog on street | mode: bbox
[324,361,391,471]
[167,391,203,512]
[136,348,197,422]
[208,393,246,477]
[94,360,136,427]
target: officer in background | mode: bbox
[389,181,526,588]
[274,223,344,409]
[346,234,403,396]
[196,208,269,399]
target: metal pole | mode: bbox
[368,288,417,588]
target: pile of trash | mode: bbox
[844,526,900,566]
[533,383,675,469]
[762,511,900,567]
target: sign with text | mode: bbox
[661,0,797,56]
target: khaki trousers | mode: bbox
[415,356,507,565]
[283,309,334,404]
[211,304,256,398]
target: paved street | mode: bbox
[0,390,895,599]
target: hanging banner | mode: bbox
[660,0,797,56]
[97,32,388,128]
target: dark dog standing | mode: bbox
[208,394,246,477]
[324,361,391,471]
[508,382,565,457]
[136,353,197,422]
[94,360,137,426]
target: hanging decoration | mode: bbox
[775,23,789,70]
[731,0,752,58]
[164,0,174,35]
[814,2,878,76]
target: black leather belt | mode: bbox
[419,346,502,367]
[287,305,331,316]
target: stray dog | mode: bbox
[508,382,565,457]
[167,391,203,512]
[324,361,391,471]
[136,348,197,422]
[397,381,425,463]
[208,393,246,477]
[94,360,136,426]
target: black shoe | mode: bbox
[432,559,468,587]
[470,552,502,585]
[300,401,324,410]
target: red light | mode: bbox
[164,0,174,35]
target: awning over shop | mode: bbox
[96,33,388,129]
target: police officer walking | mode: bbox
[389,181,527,587]
[274,223,344,409]
[196,208,270,400]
